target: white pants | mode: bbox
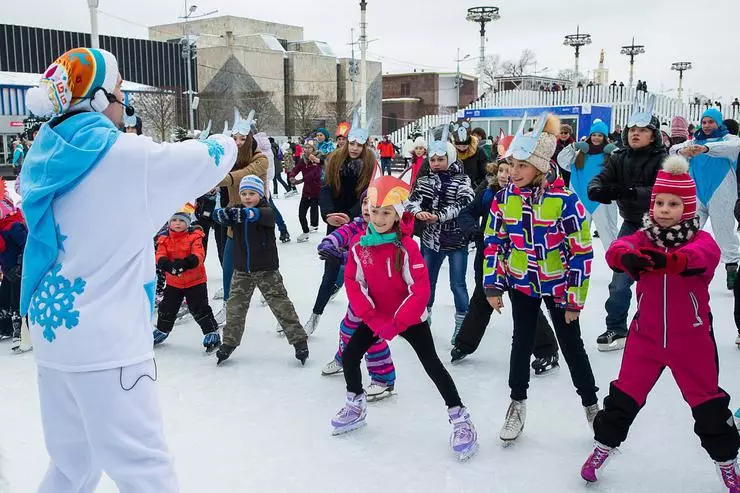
[588,202,619,251]
[698,173,740,265]
[37,359,178,493]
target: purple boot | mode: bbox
[581,443,614,482]
[716,459,740,493]
[331,392,367,435]
[448,406,478,461]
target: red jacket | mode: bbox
[155,228,207,289]
[344,214,429,340]
[378,141,396,159]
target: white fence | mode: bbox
[389,86,740,144]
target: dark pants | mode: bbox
[605,221,641,335]
[269,196,287,234]
[212,222,227,266]
[157,283,218,335]
[312,259,344,315]
[298,197,319,234]
[734,274,740,336]
[595,383,740,462]
[381,157,393,175]
[342,322,463,408]
[0,276,20,337]
[509,289,598,406]
[273,174,291,194]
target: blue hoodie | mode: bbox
[19,112,120,315]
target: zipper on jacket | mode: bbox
[688,292,703,328]
[663,248,668,349]
[634,292,644,332]
[386,258,392,278]
[244,220,251,273]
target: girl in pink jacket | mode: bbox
[330,167,478,461]
[581,156,740,492]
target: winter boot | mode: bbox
[532,353,560,376]
[584,403,600,430]
[331,392,367,435]
[451,312,466,346]
[596,330,626,352]
[297,232,310,243]
[716,459,740,493]
[322,358,343,376]
[294,340,309,365]
[366,382,394,402]
[153,329,169,345]
[581,443,615,483]
[448,406,479,461]
[500,399,526,443]
[728,264,738,291]
[450,346,469,364]
[216,344,236,365]
[203,331,221,353]
[305,313,321,336]
[279,230,291,243]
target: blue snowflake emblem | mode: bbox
[29,264,86,342]
[199,138,225,167]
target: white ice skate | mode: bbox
[11,319,32,354]
[213,287,224,300]
[214,304,227,327]
[297,232,310,243]
[500,399,526,444]
[735,335,740,348]
[305,313,321,336]
[584,404,600,430]
[309,226,319,233]
[322,359,343,376]
[366,383,394,402]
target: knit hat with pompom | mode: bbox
[650,155,697,221]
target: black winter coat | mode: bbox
[587,140,666,226]
[458,183,498,285]
[318,158,367,233]
[229,202,279,273]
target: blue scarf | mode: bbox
[19,112,120,315]
[694,124,729,141]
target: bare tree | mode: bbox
[557,68,586,85]
[481,54,501,93]
[325,100,353,131]
[501,49,537,77]
[135,90,176,142]
[287,95,322,136]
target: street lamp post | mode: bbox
[359,0,368,127]
[671,61,693,101]
[562,26,591,84]
[87,0,100,49]
[466,6,500,99]
[620,37,645,88]
[455,49,471,111]
[179,1,217,133]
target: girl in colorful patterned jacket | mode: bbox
[318,191,396,401]
[483,113,598,444]
[331,165,479,461]
[581,155,740,492]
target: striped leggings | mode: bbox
[334,305,396,387]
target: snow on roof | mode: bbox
[382,97,422,103]
[0,71,157,92]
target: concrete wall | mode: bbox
[149,15,303,47]
[383,73,439,107]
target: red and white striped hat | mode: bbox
[650,156,697,221]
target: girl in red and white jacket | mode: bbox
[581,156,740,492]
[330,166,478,461]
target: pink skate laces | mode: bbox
[587,446,612,468]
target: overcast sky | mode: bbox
[5,0,739,102]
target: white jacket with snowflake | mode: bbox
[29,133,236,371]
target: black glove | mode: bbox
[589,184,622,203]
[471,228,484,243]
[618,252,654,281]
[319,248,344,265]
[183,254,199,270]
[157,257,173,272]
[5,265,21,282]
[735,198,740,229]
[619,186,638,200]
[169,259,187,276]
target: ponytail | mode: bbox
[394,228,403,272]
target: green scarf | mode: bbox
[359,223,398,247]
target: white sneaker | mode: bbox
[500,399,526,442]
[213,287,224,300]
[366,383,394,401]
[297,232,310,243]
[305,313,321,336]
[214,305,226,327]
[322,359,343,376]
[585,403,600,430]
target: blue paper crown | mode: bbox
[505,112,548,161]
[232,107,256,136]
[627,94,656,128]
[428,125,450,158]
[198,120,212,140]
[347,111,371,145]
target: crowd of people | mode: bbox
[6,45,740,492]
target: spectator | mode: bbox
[609,124,623,147]
[610,80,617,88]
[471,127,493,161]
[732,98,740,110]
[725,119,739,137]
[554,124,575,186]
[670,116,690,146]
[377,135,396,175]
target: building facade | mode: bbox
[382,71,478,135]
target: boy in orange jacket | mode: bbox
[153,205,221,352]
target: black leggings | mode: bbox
[298,197,319,234]
[273,174,292,194]
[342,321,463,408]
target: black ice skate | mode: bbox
[216,344,236,365]
[294,340,309,365]
[531,353,559,376]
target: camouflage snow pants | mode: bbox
[223,269,307,347]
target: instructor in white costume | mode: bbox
[21,47,236,492]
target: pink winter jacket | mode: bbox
[345,217,431,341]
[606,229,720,348]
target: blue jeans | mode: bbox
[423,247,469,314]
[222,237,234,301]
[381,158,392,175]
[269,196,287,233]
[604,221,640,335]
